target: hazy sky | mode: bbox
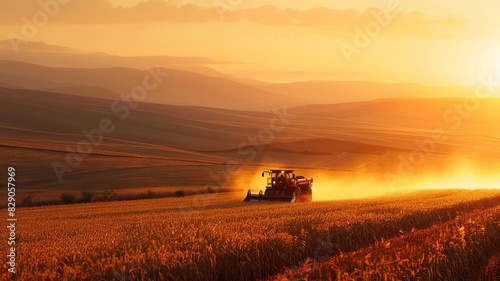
[1,0,500,85]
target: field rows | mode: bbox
[3,190,500,281]
[275,205,500,280]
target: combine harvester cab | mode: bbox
[244,169,313,203]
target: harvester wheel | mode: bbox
[292,189,301,203]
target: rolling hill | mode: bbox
[2,86,500,195]
[0,41,479,106]
[0,60,297,111]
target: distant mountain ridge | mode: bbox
[0,40,75,53]
[0,60,298,111]
[0,40,241,82]
[0,41,479,109]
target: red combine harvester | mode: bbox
[244,169,313,203]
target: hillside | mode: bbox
[0,60,297,111]
[2,86,500,197]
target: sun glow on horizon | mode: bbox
[305,159,500,202]
[2,1,500,85]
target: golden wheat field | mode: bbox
[2,189,499,281]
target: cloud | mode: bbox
[0,0,216,24]
[0,0,472,39]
